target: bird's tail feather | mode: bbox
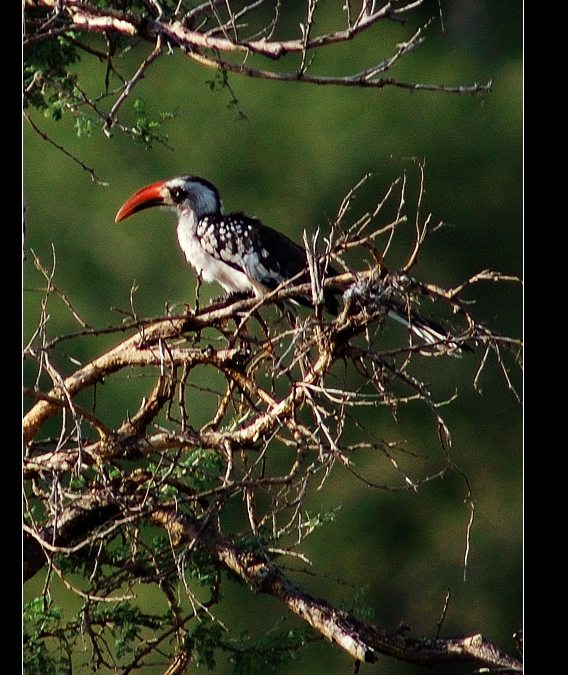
[386,300,472,354]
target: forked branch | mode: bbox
[23,0,492,141]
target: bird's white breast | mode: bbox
[176,214,260,295]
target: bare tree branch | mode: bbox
[23,494,522,671]
[23,0,492,144]
[152,507,523,671]
[23,112,108,185]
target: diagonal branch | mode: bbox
[103,35,163,134]
[152,507,522,671]
[23,494,522,671]
[24,1,491,95]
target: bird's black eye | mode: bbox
[170,187,187,204]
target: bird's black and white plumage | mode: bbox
[115,175,338,312]
[115,174,470,352]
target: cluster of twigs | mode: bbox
[23,173,521,672]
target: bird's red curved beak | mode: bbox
[115,180,168,223]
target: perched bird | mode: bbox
[115,174,338,312]
[115,175,470,352]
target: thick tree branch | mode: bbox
[23,0,491,99]
[24,265,518,449]
[23,308,245,444]
[24,493,121,580]
[152,508,522,670]
[23,494,522,670]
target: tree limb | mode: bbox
[23,0,491,98]
[24,495,521,671]
[152,507,522,671]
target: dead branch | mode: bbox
[23,0,491,142]
[23,495,522,671]
[153,507,523,671]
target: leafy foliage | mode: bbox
[24,36,81,120]
[23,599,66,675]
[131,98,178,149]
[227,627,310,675]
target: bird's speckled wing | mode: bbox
[195,214,304,285]
[195,213,338,312]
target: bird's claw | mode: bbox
[209,291,252,306]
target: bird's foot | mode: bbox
[209,291,253,307]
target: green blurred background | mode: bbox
[23,1,522,673]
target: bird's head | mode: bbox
[115,175,222,223]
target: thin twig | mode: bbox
[103,35,163,135]
[23,112,108,185]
